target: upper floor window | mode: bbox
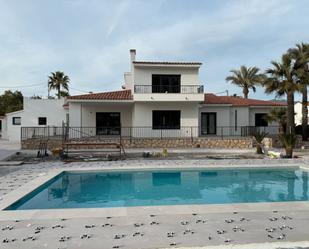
[152,74,181,93]
[38,117,47,125]
[12,117,21,125]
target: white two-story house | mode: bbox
[67,49,204,138]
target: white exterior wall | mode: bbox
[132,102,199,137]
[80,103,132,127]
[4,98,67,141]
[199,106,231,127]
[133,66,204,102]
[294,102,309,125]
[198,105,278,136]
[69,102,82,127]
[230,107,249,136]
[133,66,200,86]
[249,107,273,126]
[295,102,302,125]
[231,107,249,126]
[68,102,133,138]
[198,106,250,136]
[198,105,231,136]
[123,72,133,90]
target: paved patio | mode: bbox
[0,140,20,161]
[1,159,309,249]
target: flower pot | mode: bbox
[285,146,293,158]
[256,144,263,154]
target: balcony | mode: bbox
[134,85,204,94]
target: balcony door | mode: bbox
[201,112,217,135]
[96,112,121,135]
[152,74,181,93]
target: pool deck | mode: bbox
[1,158,309,248]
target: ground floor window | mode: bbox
[38,117,47,125]
[255,113,268,127]
[96,112,121,135]
[152,110,180,129]
[12,117,21,125]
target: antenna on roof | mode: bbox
[215,90,229,96]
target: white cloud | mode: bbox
[0,0,308,100]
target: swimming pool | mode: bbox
[5,168,309,210]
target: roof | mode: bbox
[133,61,202,66]
[67,90,133,101]
[4,109,24,116]
[203,94,287,107]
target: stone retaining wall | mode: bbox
[21,137,253,150]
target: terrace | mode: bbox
[1,159,309,248]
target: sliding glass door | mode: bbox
[201,112,217,135]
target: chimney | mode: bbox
[130,49,136,62]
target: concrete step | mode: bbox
[0,161,24,166]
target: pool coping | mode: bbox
[1,163,309,220]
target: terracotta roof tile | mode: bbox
[68,90,133,100]
[133,61,202,66]
[204,93,286,107]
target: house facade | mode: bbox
[1,49,285,143]
[200,94,285,136]
[67,49,204,138]
[1,98,67,141]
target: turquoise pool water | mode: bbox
[6,168,309,210]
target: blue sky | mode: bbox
[0,0,309,100]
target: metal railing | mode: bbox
[21,125,280,141]
[134,85,204,94]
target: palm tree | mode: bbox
[266,107,287,135]
[288,43,309,141]
[263,54,299,134]
[253,131,268,154]
[226,66,264,99]
[48,71,70,99]
[279,133,296,158]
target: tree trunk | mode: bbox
[286,90,295,134]
[243,87,248,99]
[302,85,308,141]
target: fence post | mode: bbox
[130,127,132,144]
[120,128,122,145]
[161,129,163,140]
[221,127,223,140]
[191,127,193,143]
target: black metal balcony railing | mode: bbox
[134,85,204,94]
